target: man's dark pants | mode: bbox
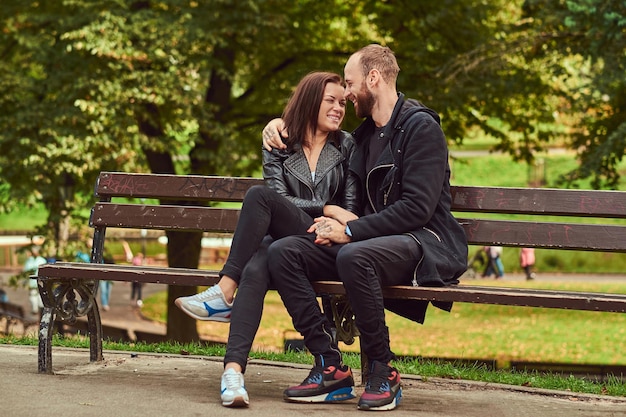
[268,234,422,365]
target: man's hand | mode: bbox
[262,118,287,151]
[308,216,351,246]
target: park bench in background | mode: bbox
[0,301,38,335]
[36,172,626,377]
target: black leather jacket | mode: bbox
[262,130,361,217]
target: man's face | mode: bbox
[344,55,375,119]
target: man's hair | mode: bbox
[282,71,343,149]
[354,44,400,85]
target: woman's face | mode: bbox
[316,82,346,134]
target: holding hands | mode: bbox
[308,216,351,246]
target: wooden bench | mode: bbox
[36,171,626,375]
[0,301,38,335]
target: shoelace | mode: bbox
[223,371,243,390]
[365,371,388,392]
[195,286,220,300]
[300,366,324,385]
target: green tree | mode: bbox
[0,0,366,340]
[519,0,626,188]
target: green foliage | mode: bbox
[1,1,625,333]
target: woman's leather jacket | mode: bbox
[262,130,361,217]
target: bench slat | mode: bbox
[89,203,626,252]
[38,264,626,314]
[90,203,240,233]
[38,263,221,287]
[458,218,626,252]
[312,282,626,313]
[452,186,626,218]
[97,172,264,201]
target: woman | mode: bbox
[175,72,360,407]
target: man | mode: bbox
[263,44,468,411]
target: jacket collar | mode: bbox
[284,141,344,187]
[350,93,406,176]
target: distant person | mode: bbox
[122,240,146,308]
[130,252,145,307]
[520,247,536,280]
[0,288,8,303]
[482,246,504,279]
[23,246,48,315]
[99,253,115,311]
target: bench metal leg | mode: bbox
[87,300,103,363]
[38,307,55,373]
[37,277,103,373]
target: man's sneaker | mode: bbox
[284,358,355,403]
[221,368,249,407]
[174,285,232,321]
[357,361,402,411]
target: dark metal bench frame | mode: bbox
[37,172,626,374]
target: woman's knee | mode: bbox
[243,184,273,205]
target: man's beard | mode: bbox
[355,83,375,119]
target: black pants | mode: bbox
[268,234,422,366]
[221,185,316,372]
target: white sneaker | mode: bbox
[221,368,249,407]
[174,285,232,322]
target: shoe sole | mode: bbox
[222,396,249,408]
[174,298,231,322]
[358,388,402,411]
[284,386,356,403]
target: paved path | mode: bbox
[3,344,626,417]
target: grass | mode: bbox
[138,280,626,367]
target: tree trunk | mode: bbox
[165,230,203,342]
[142,125,202,342]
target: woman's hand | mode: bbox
[322,205,358,225]
[262,118,287,151]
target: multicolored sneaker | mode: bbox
[357,361,402,411]
[284,357,356,403]
[174,285,232,321]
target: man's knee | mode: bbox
[336,244,369,277]
[267,236,297,266]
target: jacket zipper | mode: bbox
[366,163,394,211]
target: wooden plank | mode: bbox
[311,281,626,313]
[96,172,263,201]
[451,186,626,218]
[90,203,241,233]
[458,218,626,252]
[90,203,626,252]
[38,263,221,287]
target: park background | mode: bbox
[1,1,626,370]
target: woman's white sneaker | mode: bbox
[221,368,249,407]
[174,285,232,321]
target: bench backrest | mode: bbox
[91,172,626,257]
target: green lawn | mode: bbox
[140,280,626,368]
